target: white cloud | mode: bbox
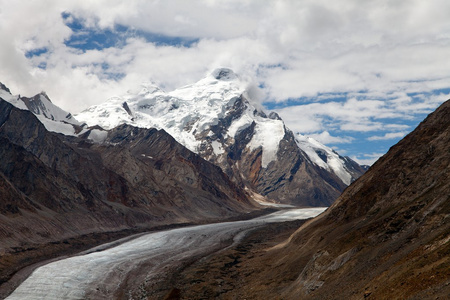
[274,96,412,135]
[308,131,354,144]
[1,0,449,110]
[367,131,409,141]
[273,89,449,142]
[351,152,385,166]
[0,0,449,160]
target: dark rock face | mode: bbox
[198,96,364,206]
[240,128,347,207]
[238,100,450,299]
[0,98,257,286]
[103,124,252,211]
[212,68,237,81]
[0,82,11,93]
[121,101,133,117]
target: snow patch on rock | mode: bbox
[0,89,27,110]
[228,112,253,138]
[88,129,108,143]
[249,119,285,168]
[36,116,80,136]
[211,140,225,155]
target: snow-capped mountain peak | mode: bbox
[76,68,249,152]
[2,69,366,206]
[20,92,79,125]
[76,68,366,206]
[168,68,245,103]
[295,134,353,185]
[211,67,238,81]
[0,83,84,136]
[1,72,366,206]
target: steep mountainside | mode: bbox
[229,99,450,299]
[76,69,365,206]
[0,97,257,287]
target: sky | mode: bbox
[1,0,450,165]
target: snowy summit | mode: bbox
[76,68,363,189]
[76,68,250,152]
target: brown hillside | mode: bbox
[233,99,450,299]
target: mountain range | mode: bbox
[0,71,448,299]
[76,68,367,206]
[1,69,366,207]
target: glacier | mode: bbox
[6,207,326,300]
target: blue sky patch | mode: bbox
[61,12,198,52]
[264,93,349,110]
[262,88,448,164]
[25,47,48,58]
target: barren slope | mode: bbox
[162,100,450,299]
[259,99,450,299]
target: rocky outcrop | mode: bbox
[197,96,363,206]
[225,99,450,299]
[0,82,11,93]
[101,124,252,212]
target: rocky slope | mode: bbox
[0,96,258,287]
[76,69,366,206]
[218,99,450,299]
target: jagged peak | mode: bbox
[38,91,52,102]
[122,101,133,117]
[127,81,164,96]
[210,68,238,81]
[268,111,282,120]
[295,133,355,185]
[0,82,11,94]
[26,91,52,103]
